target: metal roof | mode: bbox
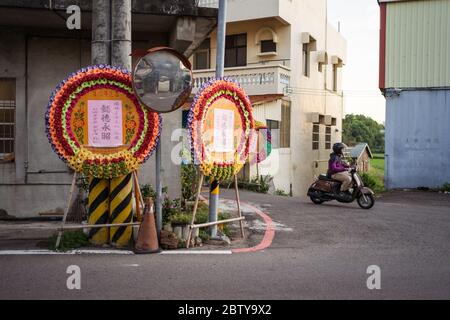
[348,143,373,160]
[379,0,426,3]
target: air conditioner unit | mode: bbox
[331,55,344,67]
[301,32,311,44]
[317,51,328,64]
[311,112,320,123]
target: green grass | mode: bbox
[370,154,385,180]
[368,153,385,192]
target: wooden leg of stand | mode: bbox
[186,173,204,249]
[133,171,145,214]
[55,172,78,250]
[234,175,245,238]
[132,171,142,222]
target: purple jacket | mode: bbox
[327,153,349,176]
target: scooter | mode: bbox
[307,167,375,209]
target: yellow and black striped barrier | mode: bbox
[87,177,110,245]
[209,179,220,237]
[210,179,219,195]
[109,173,133,247]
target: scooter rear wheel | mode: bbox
[310,196,324,205]
[357,193,375,209]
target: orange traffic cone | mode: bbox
[134,197,161,254]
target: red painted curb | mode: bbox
[231,202,275,253]
[198,195,275,253]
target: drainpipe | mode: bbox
[24,35,29,184]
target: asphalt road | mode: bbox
[1,190,449,299]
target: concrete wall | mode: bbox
[250,99,292,193]
[0,28,181,217]
[227,0,292,25]
[385,89,450,189]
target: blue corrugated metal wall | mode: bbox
[385,90,450,189]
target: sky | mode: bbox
[327,0,386,124]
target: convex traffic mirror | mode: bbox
[132,47,193,113]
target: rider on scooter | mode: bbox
[327,143,352,197]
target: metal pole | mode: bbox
[155,139,162,234]
[209,0,227,238]
[208,178,219,237]
[215,0,227,78]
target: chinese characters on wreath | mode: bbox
[213,108,234,153]
[88,100,123,147]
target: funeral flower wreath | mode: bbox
[254,120,272,164]
[45,65,161,178]
[187,78,254,181]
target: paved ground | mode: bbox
[0,190,449,299]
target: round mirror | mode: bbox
[132,48,193,113]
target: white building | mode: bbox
[191,0,347,196]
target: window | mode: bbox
[312,124,319,150]
[280,101,291,148]
[261,40,276,53]
[0,79,15,160]
[302,44,310,77]
[302,37,316,77]
[225,34,247,68]
[182,110,189,129]
[332,64,338,91]
[194,38,210,70]
[267,120,280,149]
[325,125,331,150]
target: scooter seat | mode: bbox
[318,174,340,183]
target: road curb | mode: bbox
[0,197,275,255]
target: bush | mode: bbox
[195,205,209,224]
[140,184,156,200]
[199,229,210,242]
[239,175,273,194]
[439,183,450,192]
[163,197,182,225]
[170,213,192,225]
[360,172,384,193]
[275,189,289,197]
[181,164,198,203]
[47,231,89,251]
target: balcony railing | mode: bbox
[196,0,219,8]
[192,64,291,96]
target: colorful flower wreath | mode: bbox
[187,78,254,181]
[254,121,272,164]
[45,65,162,178]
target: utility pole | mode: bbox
[92,0,111,65]
[92,0,131,69]
[155,136,162,234]
[209,0,227,238]
[111,0,132,71]
[92,0,162,235]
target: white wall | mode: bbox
[190,0,347,196]
[288,0,346,196]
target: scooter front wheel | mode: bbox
[357,193,375,209]
[310,196,324,205]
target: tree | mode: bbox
[342,114,385,152]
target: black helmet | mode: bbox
[332,142,347,155]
